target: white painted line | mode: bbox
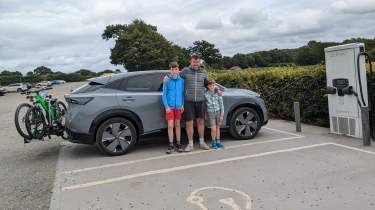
[263,126,303,137]
[331,143,375,155]
[62,142,330,191]
[63,135,304,175]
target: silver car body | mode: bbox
[64,70,268,144]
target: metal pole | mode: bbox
[294,102,301,132]
[361,106,371,146]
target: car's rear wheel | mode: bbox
[96,117,137,156]
[229,107,261,140]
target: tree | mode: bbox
[26,71,34,76]
[222,56,233,69]
[102,19,179,71]
[33,66,53,75]
[76,69,95,76]
[189,40,222,68]
[1,70,22,76]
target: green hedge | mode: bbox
[209,65,329,127]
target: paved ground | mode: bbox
[0,82,84,210]
[50,120,375,210]
[2,83,375,210]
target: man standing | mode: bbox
[164,54,210,152]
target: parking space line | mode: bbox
[263,127,303,137]
[331,143,375,155]
[63,135,304,175]
[62,142,329,191]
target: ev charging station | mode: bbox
[325,43,373,143]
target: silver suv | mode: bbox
[64,70,268,155]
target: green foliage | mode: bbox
[189,40,222,69]
[33,66,53,75]
[222,38,375,68]
[102,19,184,71]
[209,65,330,127]
[0,68,103,86]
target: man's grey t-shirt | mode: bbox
[180,67,208,102]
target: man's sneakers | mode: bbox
[199,142,210,150]
[184,143,194,152]
[166,144,174,154]
[184,142,210,152]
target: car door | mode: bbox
[6,84,16,92]
[117,73,166,133]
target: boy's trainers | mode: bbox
[211,141,218,149]
[175,143,183,153]
[216,140,224,148]
[166,144,174,154]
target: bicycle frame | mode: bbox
[33,94,58,125]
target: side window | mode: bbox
[104,78,124,90]
[150,73,165,92]
[124,74,164,92]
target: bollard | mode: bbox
[361,106,371,146]
[294,102,301,132]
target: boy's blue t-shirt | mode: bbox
[162,74,184,109]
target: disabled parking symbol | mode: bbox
[187,186,252,210]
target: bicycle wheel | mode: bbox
[25,107,46,139]
[56,101,67,126]
[54,100,68,139]
[14,103,32,141]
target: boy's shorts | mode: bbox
[166,109,182,121]
[207,111,222,127]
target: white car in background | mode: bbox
[3,83,28,92]
[37,81,52,87]
[0,86,6,96]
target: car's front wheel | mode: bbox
[96,117,137,156]
[229,107,261,140]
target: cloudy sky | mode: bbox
[1,0,375,73]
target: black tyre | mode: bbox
[17,88,22,92]
[229,107,261,140]
[25,107,47,139]
[56,101,68,139]
[14,103,32,141]
[56,101,67,126]
[96,117,137,156]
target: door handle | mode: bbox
[122,97,135,102]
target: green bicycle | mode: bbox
[15,89,68,142]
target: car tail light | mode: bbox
[65,97,93,105]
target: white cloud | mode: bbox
[230,8,268,27]
[331,0,375,14]
[0,0,374,73]
[196,18,223,30]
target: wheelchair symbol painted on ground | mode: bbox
[187,186,252,210]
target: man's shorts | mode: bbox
[184,101,205,121]
[207,111,222,127]
[166,109,182,121]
